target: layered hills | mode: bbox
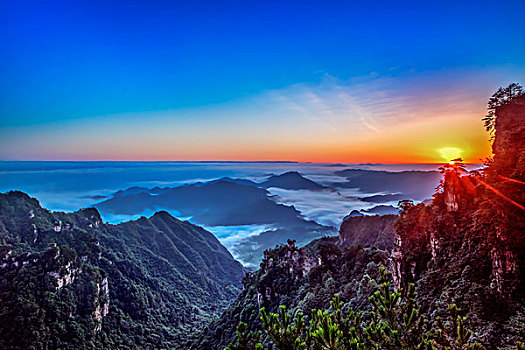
[95,177,333,266]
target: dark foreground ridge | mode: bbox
[0,192,245,349]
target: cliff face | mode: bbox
[191,215,397,349]
[338,214,396,251]
[393,96,525,348]
[0,192,245,349]
[492,95,525,179]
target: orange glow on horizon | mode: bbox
[0,81,494,164]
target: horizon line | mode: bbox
[0,159,483,165]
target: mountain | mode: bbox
[359,193,406,203]
[193,94,525,349]
[362,204,400,215]
[392,95,525,348]
[99,180,310,226]
[259,171,330,191]
[97,180,314,226]
[334,169,441,200]
[190,215,396,349]
[206,177,259,187]
[338,214,396,251]
[96,180,333,266]
[0,192,245,349]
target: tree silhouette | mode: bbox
[483,83,524,136]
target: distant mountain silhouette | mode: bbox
[259,171,330,191]
[342,210,365,220]
[98,180,308,226]
[96,180,333,265]
[359,193,406,203]
[205,177,259,187]
[362,205,399,215]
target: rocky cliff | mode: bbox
[338,214,396,251]
[392,95,525,348]
[0,192,245,349]
[190,214,397,349]
[194,94,525,350]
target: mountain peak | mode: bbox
[260,171,329,191]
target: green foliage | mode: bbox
[0,191,245,349]
[225,322,264,350]
[226,267,484,350]
[431,304,485,350]
[365,267,431,349]
[260,305,306,349]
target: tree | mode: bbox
[260,305,306,349]
[225,322,264,350]
[225,267,486,350]
[365,268,432,349]
[438,158,466,175]
[482,83,524,136]
[398,200,415,212]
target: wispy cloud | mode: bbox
[0,66,522,162]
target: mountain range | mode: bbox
[0,192,245,349]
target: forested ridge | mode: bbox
[0,193,245,349]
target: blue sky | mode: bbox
[0,0,524,161]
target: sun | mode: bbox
[438,147,463,162]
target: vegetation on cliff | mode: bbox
[198,83,525,349]
[226,268,484,349]
[191,223,394,349]
[393,89,525,348]
[0,192,245,349]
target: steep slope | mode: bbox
[190,214,396,349]
[0,192,245,349]
[392,95,525,348]
[338,214,396,251]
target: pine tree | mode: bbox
[482,82,524,136]
[225,266,486,350]
[365,267,432,350]
[225,322,264,350]
[260,305,306,349]
[431,304,485,350]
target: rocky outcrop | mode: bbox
[338,214,396,251]
[93,277,110,332]
[392,96,525,348]
[492,95,525,179]
[257,240,319,305]
[0,190,245,349]
[191,219,392,350]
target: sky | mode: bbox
[1,0,524,163]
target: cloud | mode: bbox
[0,66,522,161]
[266,187,377,227]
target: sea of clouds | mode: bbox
[0,161,447,264]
